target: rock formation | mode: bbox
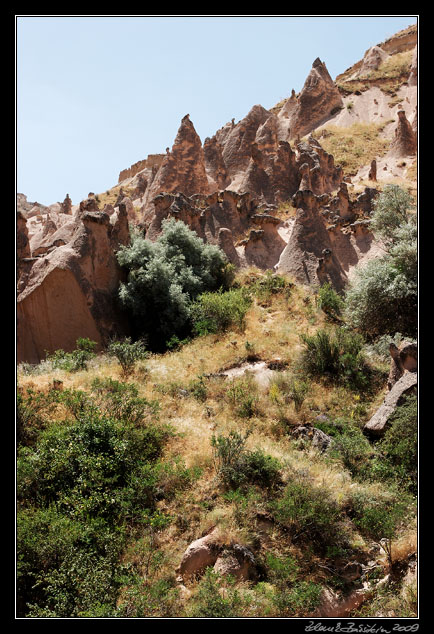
[389,110,417,157]
[364,371,417,437]
[17,202,130,364]
[278,58,343,140]
[141,114,210,219]
[276,189,347,291]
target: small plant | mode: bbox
[316,282,344,319]
[271,474,342,546]
[191,288,252,335]
[188,568,243,618]
[188,375,207,402]
[211,430,281,490]
[225,377,258,418]
[299,328,367,390]
[106,337,148,377]
[349,487,414,567]
[46,338,97,372]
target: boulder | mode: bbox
[364,372,417,437]
[17,206,130,364]
[178,530,221,580]
[213,544,258,582]
[387,341,417,390]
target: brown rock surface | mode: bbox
[276,189,347,290]
[280,58,343,140]
[142,114,210,216]
[364,372,417,437]
[17,207,130,364]
[388,110,417,157]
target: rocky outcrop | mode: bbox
[359,46,389,76]
[364,372,417,437]
[388,110,417,157]
[177,529,257,582]
[118,153,165,183]
[276,189,347,291]
[408,46,417,86]
[17,204,130,364]
[141,115,210,217]
[278,58,343,140]
[61,194,72,214]
[387,340,417,390]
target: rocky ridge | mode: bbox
[17,24,417,363]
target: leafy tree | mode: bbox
[116,218,233,348]
[344,185,417,339]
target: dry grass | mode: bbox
[313,123,390,175]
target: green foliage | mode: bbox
[271,474,342,546]
[188,568,243,618]
[253,270,293,305]
[16,387,57,447]
[117,218,232,348]
[299,328,368,390]
[90,377,160,425]
[191,287,252,335]
[344,185,417,339]
[328,425,374,479]
[106,337,148,376]
[370,393,417,493]
[370,185,415,243]
[16,385,174,617]
[316,282,344,318]
[45,338,97,372]
[269,373,310,412]
[271,581,322,617]
[211,430,281,490]
[225,376,259,418]
[188,374,208,402]
[349,487,414,565]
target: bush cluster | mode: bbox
[16,384,175,617]
[117,218,234,348]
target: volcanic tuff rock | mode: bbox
[17,204,130,364]
[278,58,344,140]
[141,114,210,218]
[388,109,417,157]
[364,371,417,437]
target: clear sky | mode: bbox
[16,15,417,206]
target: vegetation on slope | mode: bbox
[16,185,417,618]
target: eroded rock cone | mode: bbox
[389,110,417,157]
[143,114,210,215]
[282,58,343,140]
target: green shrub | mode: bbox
[225,376,259,418]
[16,384,174,617]
[187,568,243,618]
[299,328,367,389]
[344,185,417,339]
[349,487,414,566]
[46,338,97,372]
[272,581,323,617]
[191,287,252,335]
[106,337,148,376]
[117,218,233,348]
[90,377,159,425]
[328,426,374,479]
[211,430,281,490]
[370,393,417,493]
[253,270,292,305]
[271,476,342,546]
[316,282,344,318]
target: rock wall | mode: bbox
[17,204,131,364]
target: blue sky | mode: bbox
[16,15,417,206]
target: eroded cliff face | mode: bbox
[17,24,417,362]
[17,203,131,363]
